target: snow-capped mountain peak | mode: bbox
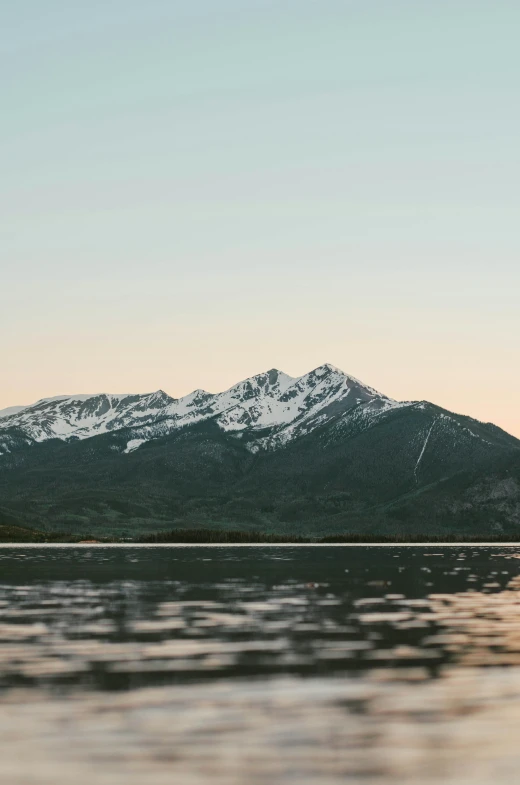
[0,365,398,451]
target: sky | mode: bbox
[2,1,519,435]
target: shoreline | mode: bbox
[1,542,520,548]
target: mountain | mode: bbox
[0,365,398,451]
[0,364,519,540]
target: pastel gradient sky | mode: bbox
[2,1,519,435]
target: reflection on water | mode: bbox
[1,545,520,783]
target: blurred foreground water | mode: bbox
[2,545,520,784]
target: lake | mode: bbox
[1,544,520,784]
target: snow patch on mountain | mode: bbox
[0,405,27,419]
[124,439,147,454]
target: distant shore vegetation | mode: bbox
[1,522,520,544]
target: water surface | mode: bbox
[1,545,520,783]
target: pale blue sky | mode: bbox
[2,1,519,434]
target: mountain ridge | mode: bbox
[0,364,401,451]
[1,364,519,540]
